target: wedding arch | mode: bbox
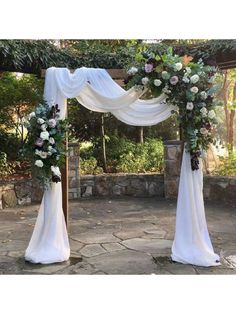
[23,64,222,267]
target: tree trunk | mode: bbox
[137,126,144,144]
[228,81,236,151]
[222,70,235,150]
[101,114,107,172]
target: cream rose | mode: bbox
[174,62,183,71]
[154,79,162,87]
[141,77,149,85]
[186,102,194,110]
[35,160,44,167]
[200,91,208,100]
[190,74,199,84]
[200,128,208,135]
[40,131,50,141]
[190,86,199,94]
[37,118,45,125]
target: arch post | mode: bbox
[164,140,184,199]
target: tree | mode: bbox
[0,72,43,159]
[218,69,236,150]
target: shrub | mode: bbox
[213,151,236,176]
[80,157,103,175]
[116,138,164,173]
[79,137,164,174]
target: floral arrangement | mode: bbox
[23,103,69,188]
[125,47,220,170]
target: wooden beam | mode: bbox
[41,68,126,80]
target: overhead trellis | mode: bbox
[0,40,236,75]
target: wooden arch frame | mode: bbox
[41,68,126,225]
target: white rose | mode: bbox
[200,91,208,100]
[208,110,216,119]
[49,137,55,145]
[51,166,61,177]
[41,124,47,131]
[200,128,208,135]
[48,145,53,151]
[182,76,190,83]
[40,131,49,141]
[174,62,183,71]
[35,149,41,156]
[40,152,48,159]
[190,74,199,84]
[186,102,194,110]
[28,112,36,119]
[35,160,44,167]
[200,107,208,117]
[141,77,149,85]
[127,66,138,75]
[37,118,45,125]
[190,86,199,94]
[154,79,162,87]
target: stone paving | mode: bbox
[0,197,236,275]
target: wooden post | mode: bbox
[61,130,69,226]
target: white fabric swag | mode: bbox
[25,67,220,266]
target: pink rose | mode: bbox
[144,63,153,73]
[35,138,44,147]
[170,76,179,85]
[48,118,57,128]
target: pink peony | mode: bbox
[35,138,44,147]
[144,63,153,73]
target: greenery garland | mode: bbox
[126,47,222,170]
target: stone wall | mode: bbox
[79,173,165,198]
[203,176,236,204]
[0,140,235,209]
[0,175,236,209]
[0,180,43,210]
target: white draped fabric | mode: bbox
[171,150,220,266]
[25,182,70,264]
[25,67,220,267]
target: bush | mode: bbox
[213,151,236,176]
[80,157,103,175]
[116,138,164,173]
[79,137,164,174]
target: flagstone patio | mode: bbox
[0,197,236,275]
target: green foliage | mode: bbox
[213,151,236,176]
[80,157,103,175]
[79,137,164,174]
[116,138,164,173]
[0,152,14,177]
